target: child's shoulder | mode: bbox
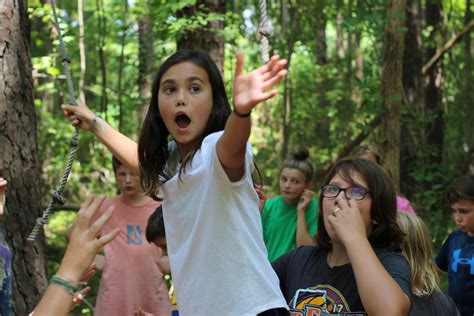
[445,230,474,246]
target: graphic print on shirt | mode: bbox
[289,285,365,316]
[127,224,142,245]
[451,249,474,274]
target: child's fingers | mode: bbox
[261,58,287,81]
[89,205,115,236]
[234,52,244,78]
[259,55,285,77]
[80,266,96,282]
[61,104,77,114]
[77,195,105,229]
[257,89,279,103]
[77,195,95,221]
[262,70,287,91]
[97,228,119,248]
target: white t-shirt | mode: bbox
[161,131,288,316]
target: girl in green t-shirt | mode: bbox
[261,147,319,262]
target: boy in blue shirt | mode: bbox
[436,175,474,316]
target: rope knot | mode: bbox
[52,191,66,206]
[259,26,273,38]
[62,56,72,64]
[36,217,48,226]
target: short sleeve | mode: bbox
[271,250,292,297]
[379,252,412,297]
[204,131,254,185]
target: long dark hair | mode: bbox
[316,158,403,251]
[138,50,231,199]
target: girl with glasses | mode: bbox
[272,158,412,315]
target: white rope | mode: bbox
[258,0,273,63]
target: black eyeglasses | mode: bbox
[321,184,369,201]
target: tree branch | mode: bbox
[422,20,474,75]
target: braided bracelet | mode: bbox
[50,275,82,296]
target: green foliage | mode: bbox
[27,0,472,309]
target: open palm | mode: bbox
[232,53,287,115]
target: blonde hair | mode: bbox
[397,212,440,296]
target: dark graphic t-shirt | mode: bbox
[272,246,411,315]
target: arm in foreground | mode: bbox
[32,195,119,316]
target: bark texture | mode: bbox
[0,0,47,314]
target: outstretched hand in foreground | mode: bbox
[32,195,119,316]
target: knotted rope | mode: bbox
[28,0,80,241]
[258,0,273,63]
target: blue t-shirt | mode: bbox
[436,230,474,316]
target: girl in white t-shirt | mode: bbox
[62,50,289,316]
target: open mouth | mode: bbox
[175,113,191,129]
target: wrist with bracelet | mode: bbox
[50,274,94,308]
[233,108,251,118]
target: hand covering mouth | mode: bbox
[175,113,191,128]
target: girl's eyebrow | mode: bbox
[188,76,205,83]
[161,76,205,85]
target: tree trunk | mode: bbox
[424,0,444,165]
[177,0,226,75]
[117,0,128,131]
[315,2,330,148]
[400,0,423,195]
[335,0,345,79]
[95,0,108,114]
[463,0,474,173]
[281,3,298,160]
[138,0,154,122]
[0,1,47,313]
[379,0,407,189]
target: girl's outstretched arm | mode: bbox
[61,103,139,174]
[217,53,287,181]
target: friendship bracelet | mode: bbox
[233,108,251,118]
[88,115,106,132]
[50,275,79,296]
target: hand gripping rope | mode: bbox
[28,0,80,241]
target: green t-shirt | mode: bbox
[261,195,319,262]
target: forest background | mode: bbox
[1,0,473,314]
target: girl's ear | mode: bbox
[305,180,313,189]
[372,218,378,225]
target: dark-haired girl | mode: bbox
[272,158,411,315]
[62,51,289,315]
[261,147,319,262]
